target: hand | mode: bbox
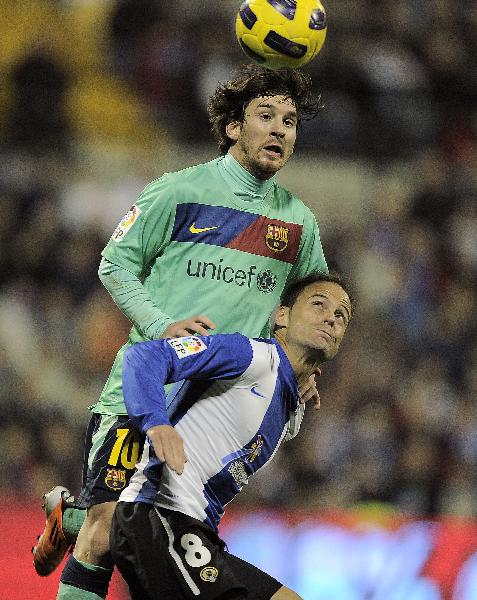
[146,425,187,475]
[298,369,322,410]
[161,315,216,338]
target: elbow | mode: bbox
[98,257,119,294]
[98,257,109,283]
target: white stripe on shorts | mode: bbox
[155,507,201,596]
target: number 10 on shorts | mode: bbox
[108,428,141,469]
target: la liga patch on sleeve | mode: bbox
[168,336,207,359]
[112,205,141,241]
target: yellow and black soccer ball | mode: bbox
[235,0,327,69]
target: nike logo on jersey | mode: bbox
[173,205,303,264]
[189,223,219,234]
[251,386,265,398]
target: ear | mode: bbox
[274,306,290,329]
[226,120,241,142]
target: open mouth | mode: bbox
[263,144,283,157]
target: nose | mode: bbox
[270,118,286,138]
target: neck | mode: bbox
[227,148,275,183]
[222,152,275,198]
[274,331,323,387]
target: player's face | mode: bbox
[282,281,351,362]
[226,95,298,180]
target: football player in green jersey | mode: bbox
[33,64,328,600]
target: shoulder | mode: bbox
[207,332,251,352]
[272,182,317,223]
[140,159,220,198]
[244,338,280,378]
[235,339,287,398]
[204,334,276,375]
[163,158,220,187]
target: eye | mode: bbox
[259,112,272,120]
[284,118,296,127]
[335,310,348,324]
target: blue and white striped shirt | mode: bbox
[120,333,303,532]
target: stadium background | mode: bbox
[0,1,476,598]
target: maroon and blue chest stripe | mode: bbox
[171,203,302,265]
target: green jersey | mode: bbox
[95,156,328,414]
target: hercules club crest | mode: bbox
[265,224,289,252]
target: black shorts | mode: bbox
[110,502,282,600]
[76,413,145,508]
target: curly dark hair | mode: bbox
[207,63,322,154]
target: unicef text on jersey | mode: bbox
[186,258,278,294]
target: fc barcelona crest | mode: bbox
[105,468,127,490]
[265,224,289,252]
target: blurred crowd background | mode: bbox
[1,0,476,520]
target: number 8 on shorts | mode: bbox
[181,533,212,568]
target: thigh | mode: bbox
[74,501,118,567]
[226,553,282,600]
[111,502,184,600]
[112,503,250,600]
[158,509,282,600]
[77,414,145,508]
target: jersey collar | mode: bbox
[220,152,275,201]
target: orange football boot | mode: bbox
[32,486,74,576]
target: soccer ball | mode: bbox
[235,0,327,69]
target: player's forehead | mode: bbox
[301,281,352,314]
[246,95,297,114]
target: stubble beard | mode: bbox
[236,135,287,180]
[251,149,287,180]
